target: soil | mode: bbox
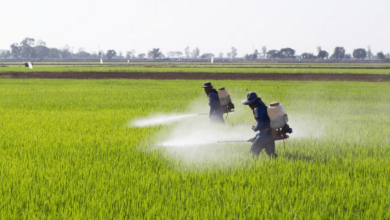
[1,72,390,82]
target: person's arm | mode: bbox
[252,107,267,132]
[209,92,220,116]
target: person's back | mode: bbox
[252,99,270,133]
[203,82,224,124]
[242,92,276,158]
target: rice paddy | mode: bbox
[0,78,389,218]
[1,62,390,74]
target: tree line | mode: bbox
[245,46,389,61]
[1,37,389,61]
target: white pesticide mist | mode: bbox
[287,112,324,139]
[132,95,329,167]
[152,97,330,166]
[150,98,255,166]
[130,113,199,127]
[156,116,254,165]
[159,121,252,147]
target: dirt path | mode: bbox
[1,72,390,82]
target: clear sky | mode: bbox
[1,0,389,56]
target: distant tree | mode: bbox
[78,47,86,53]
[20,37,35,47]
[231,47,237,58]
[245,54,253,60]
[353,48,367,60]
[344,54,352,60]
[200,53,214,59]
[331,47,345,60]
[227,53,231,58]
[75,51,92,59]
[90,52,99,59]
[166,51,176,58]
[377,52,385,60]
[20,37,35,58]
[62,45,73,59]
[267,50,280,59]
[245,50,258,60]
[317,46,321,53]
[219,53,223,58]
[75,47,91,59]
[166,51,175,58]
[167,51,182,58]
[253,49,258,59]
[10,43,21,58]
[148,48,162,59]
[118,51,124,58]
[36,40,46,46]
[1,50,11,59]
[138,53,146,59]
[301,53,316,59]
[261,46,267,58]
[6,50,11,59]
[98,50,104,59]
[317,50,329,59]
[279,48,295,58]
[106,50,116,60]
[185,47,190,58]
[34,45,50,59]
[366,46,373,60]
[126,51,133,59]
[49,48,61,58]
[192,47,200,58]
[175,51,183,58]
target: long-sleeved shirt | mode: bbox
[209,89,223,119]
[252,99,270,132]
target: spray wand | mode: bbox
[217,138,255,143]
[217,140,250,143]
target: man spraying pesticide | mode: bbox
[219,92,293,158]
[202,82,235,124]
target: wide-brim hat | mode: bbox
[241,92,259,105]
[202,82,213,88]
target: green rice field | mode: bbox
[1,62,390,74]
[1,78,389,218]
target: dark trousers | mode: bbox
[250,132,276,158]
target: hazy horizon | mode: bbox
[1,0,390,56]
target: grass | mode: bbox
[0,79,389,219]
[2,61,390,68]
[1,62,390,74]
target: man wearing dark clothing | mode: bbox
[242,92,277,158]
[203,82,224,124]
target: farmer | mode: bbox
[242,92,277,158]
[203,82,224,124]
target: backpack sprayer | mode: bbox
[217,87,235,114]
[199,87,235,118]
[218,102,293,143]
[268,102,293,140]
[218,87,235,120]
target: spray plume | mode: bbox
[131,97,326,167]
[130,113,200,127]
[158,121,252,147]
